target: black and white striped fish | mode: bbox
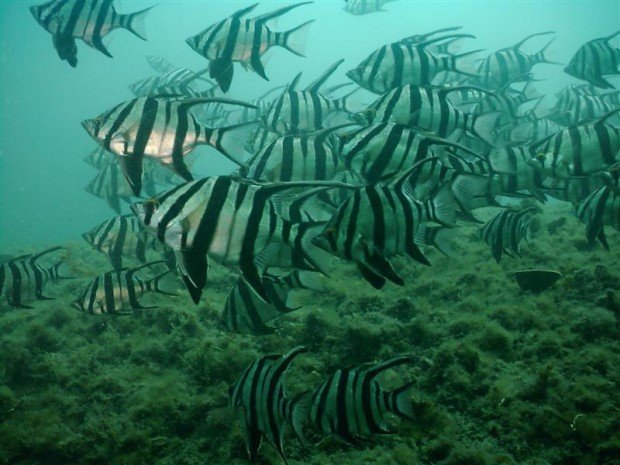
[343,0,397,15]
[131,176,343,303]
[564,31,620,89]
[229,346,308,464]
[487,145,549,200]
[84,147,114,170]
[82,96,257,196]
[308,356,416,444]
[551,94,618,126]
[239,125,346,182]
[186,3,314,92]
[360,85,498,144]
[0,247,66,308]
[481,208,535,263]
[576,184,619,250]
[129,68,210,97]
[85,160,135,213]
[529,108,620,179]
[30,0,153,67]
[262,60,358,135]
[72,262,174,315]
[82,215,170,271]
[222,271,324,335]
[339,122,482,184]
[476,31,558,89]
[346,33,481,94]
[313,160,456,288]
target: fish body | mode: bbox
[308,356,416,443]
[313,161,456,288]
[481,208,535,262]
[230,346,308,464]
[30,0,152,66]
[347,34,480,94]
[0,247,65,308]
[82,96,257,195]
[186,3,314,92]
[343,0,396,15]
[564,32,620,89]
[131,176,333,303]
[576,185,619,249]
[530,109,620,179]
[477,31,557,88]
[72,262,172,314]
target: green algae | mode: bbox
[1,203,619,465]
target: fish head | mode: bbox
[345,67,363,85]
[81,232,95,246]
[82,117,103,140]
[528,152,547,172]
[29,5,43,23]
[185,35,198,52]
[130,199,158,230]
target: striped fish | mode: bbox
[481,208,535,263]
[85,160,135,213]
[473,81,542,128]
[131,176,344,303]
[346,33,481,94]
[487,145,549,200]
[0,247,66,308]
[308,356,416,443]
[529,108,620,179]
[84,147,114,169]
[312,160,457,288]
[147,55,176,74]
[551,94,618,127]
[476,31,558,89]
[262,60,358,135]
[129,68,210,97]
[222,271,323,335]
[239,125,346,182]
[564,31,620,89]
[186,3,314,92]
[229,346,308,464]
[72,262,174,315]
[360,85,498,144]
[339,122,481,184]
[82,96,258,196]
[30,0,153,67]
[576,184,619,250]
[343,0,397,15]
[82,215,170,271]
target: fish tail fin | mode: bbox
[534,37,562,65]
[470,111,501,146]
[146,271,178,296]
[288,390,311,446]
[386,381,417,422]
[277,20,315,57]
[451,173,494,215]
[202,121,258,165]
[121,6,155,41]
[450,49,485,77]
[425,184,457,227]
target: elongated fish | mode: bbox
[30,0,153,67]
[72,262,174,315]
[229,346,308,464]
[82,215,170,270]
[576,184,619,250]
[0,247,67,308]
[480,208,535,263]
[82,96,258,196]
[476,32,558,89]
[308,356,416,444]
[347,33,481,94]
[186,3,314,92]
[564,31,620,89]
[343,0,397,15]
[131,176,345,303]
[313,159,456,288]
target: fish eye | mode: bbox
[536,152,546,161]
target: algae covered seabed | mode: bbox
[1,202,618,465]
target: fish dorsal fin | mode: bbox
[287,71,304,91]
[388,156,441,190]
[305,58,345,93]
[511,31,555,50]
[364,356,416,379]
[177,97,258,111]
[253,2,313,24]
[411,33,475,50]
[400,26,463,44]
[231,3,259,18]
[29,246,63,263]
[597,107,620,125]
[126,260,167,277]
[258,84,287,101]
